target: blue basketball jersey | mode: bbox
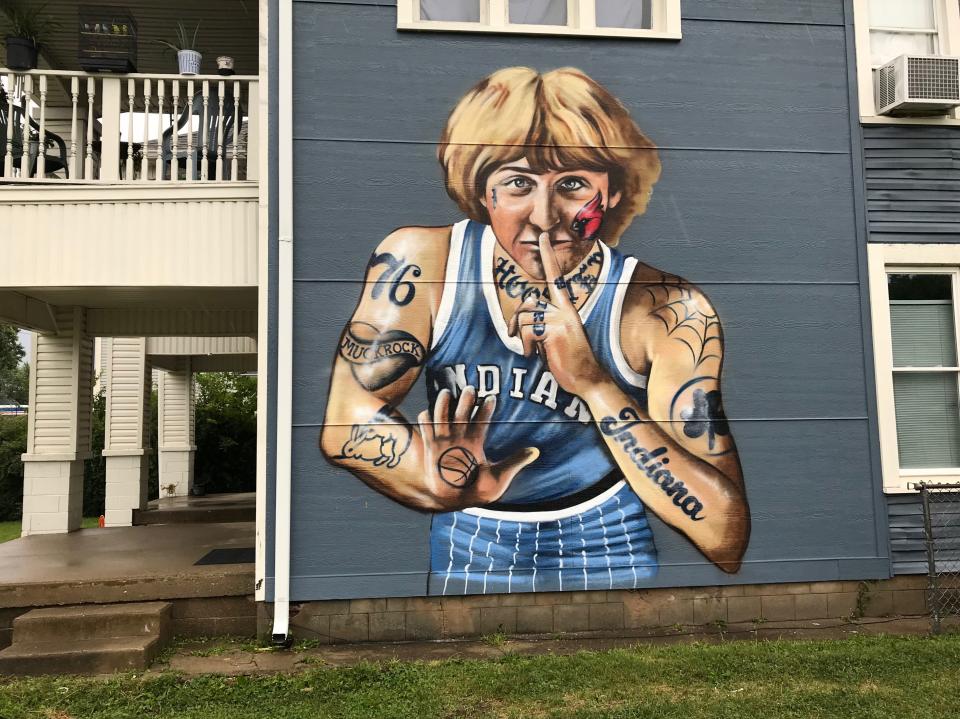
[423,220,659,595]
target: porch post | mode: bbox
[20,307,94,536]
[158,359,196,498]
[102,337,152,527]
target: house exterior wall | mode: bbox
[864,126,960,244]
[266,0,891,604]
[862,126,960,573]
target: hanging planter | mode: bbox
[5,36,38,71]
[178,49,202,75]
[3,4,59,71]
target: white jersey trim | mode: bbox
[463,480,628,522]
[609,257,649,389]
[431,219,469,350]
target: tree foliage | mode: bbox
[195,372,257,494]
[0,325,28,406]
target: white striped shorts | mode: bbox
[427,480,658,596]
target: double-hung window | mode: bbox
[854,0,960,119]
[869,246,960,491]
[398,1,681,40]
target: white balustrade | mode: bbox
[0,68,259,184]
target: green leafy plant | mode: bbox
[155,20,202,53]
[2,2,60,45]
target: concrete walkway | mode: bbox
[0,522,254,607]
[152,615,943,677]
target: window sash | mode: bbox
[887,268,960,474]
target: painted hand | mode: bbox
[417,387,539,511]
[508,233,606,396]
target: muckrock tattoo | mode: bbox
[648,275,721,369]
[600,407,706,522]
[436,446,479,489]
[334,404,412,469]
[368,252,422,306]
[339,321,426,391]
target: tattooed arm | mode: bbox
[613,269,750,571]
[320,227,539,512]
[509,237,748,571]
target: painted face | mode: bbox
[482,158,622,279]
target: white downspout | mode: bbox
[272,0,294,644]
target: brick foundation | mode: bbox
[260,576,930,644]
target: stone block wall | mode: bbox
[260,577,930,644]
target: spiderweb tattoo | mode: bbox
[647,275,722,369]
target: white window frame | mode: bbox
[397,0,681,40]
[853,0,960,124]
[868,244,960,493]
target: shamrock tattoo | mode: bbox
[680,389,730,451]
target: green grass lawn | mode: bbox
[2,635,960,719]
[0,517,101,543]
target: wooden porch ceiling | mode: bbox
[1,0,258,77]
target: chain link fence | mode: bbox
[919,483,960,634]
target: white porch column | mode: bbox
[21,307,94,536]
[158,359,196,498]
[102,338,152,527]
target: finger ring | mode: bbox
[533,323,545,337]
[533,311,544,323]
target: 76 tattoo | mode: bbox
[368,252,422,306]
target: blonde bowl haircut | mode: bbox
[438,67,661,247]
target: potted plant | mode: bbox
[156,21,202,76]
[3,3,59,71]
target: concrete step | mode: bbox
[133,505,255,525]
[11,602,172,644]
[0,635,164,675]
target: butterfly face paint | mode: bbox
[570,191,605,242]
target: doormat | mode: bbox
[194,547,255,565]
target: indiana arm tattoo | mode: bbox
[648,276,721,369]
[600,407,706,522]
[368,252,423,306]
[334,404,412,469]
[339,321,426,391]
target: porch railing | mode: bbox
[1,69,259,184]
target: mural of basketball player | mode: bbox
[321,67,750,595]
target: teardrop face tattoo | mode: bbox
[570,191,605,242]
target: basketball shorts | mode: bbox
[427,480,658,595]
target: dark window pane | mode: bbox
[888,273,952,301]
[420,0,480,22]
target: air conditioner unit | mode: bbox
[875,54,960,116]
